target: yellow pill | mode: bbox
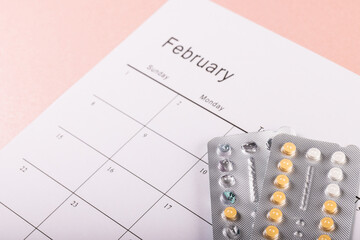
[281,142,296,156]
[274,175,289,189]
[263,225,279,240]
[223,207,238,221]
[318,235,331,240]
[319,217,335,232]
[323,200,338,214]
[278,159,293,172]
[270,191,286,206]
[267,208,283,223]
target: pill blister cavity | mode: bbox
[327,167,343,181]
[271,191,286,206]
[293,231,303,238]
[267,208,283,223]
[241,142,258,153]
[325,183,341,198]
[217,144,232,157]
[295,219,305,227]
[221,191,236,204]
[274,174,289,189]
[278,158,293,172]
[322,200,338,214]
[331,151,346,165]
[318,234,331,240]
[219,174,235,188]
[263,226,279,240]
[281,142,296,156]
[306,148,321,162]
[266,138,273,150]
[276,126,297,136]
[218,159,233,172]
[319,217,335,232]
[223,207,238,221]
[223,225,240,239]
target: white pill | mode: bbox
[306,148,321,161]
[328,167,343,181]
[331,151,347,165]
[325,183,341,197]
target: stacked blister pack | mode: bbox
[208,129,360,240]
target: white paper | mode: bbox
[1,1,359,239]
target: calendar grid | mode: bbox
[16,84,178,238]
[21,87,181,239]
[5,63,247,239]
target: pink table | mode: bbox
[1,0,359,149]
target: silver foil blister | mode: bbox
[252,134,360,240]
[208,128,295,240]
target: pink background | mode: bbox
[1,0,359,149]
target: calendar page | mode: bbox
[1,1,360,239]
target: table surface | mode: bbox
[1,0,359,149]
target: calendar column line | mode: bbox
[224,126,236,136]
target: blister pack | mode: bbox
[252,134,360,240]
[207,128,295,240]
